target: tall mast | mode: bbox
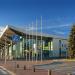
[36,18,37,62]
[26,26,27,61]
[29,24,30,61]
[5,35,7,64]
[32,22,33,62]
[41,16,43,62]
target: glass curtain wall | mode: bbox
[8,35,53,60]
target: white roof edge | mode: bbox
[8,25,67,40]
[1,25,67,40]
[0,25,9,39]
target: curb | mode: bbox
[53,59,75,62]
[0,66,16,75]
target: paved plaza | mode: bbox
[0,59,75,75]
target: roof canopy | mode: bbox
[0,25,67,46]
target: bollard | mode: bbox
[17,64,19,68]
[48,69,52,75]
[24,65,26,70]
[33,67,35,72]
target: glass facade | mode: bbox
[7,35,53,60]
[0,32,53,61]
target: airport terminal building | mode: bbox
[0,25,68,60]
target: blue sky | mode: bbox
[0,0,75,38]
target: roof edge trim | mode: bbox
[0,25,9,38]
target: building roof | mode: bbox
[0,25,67,40]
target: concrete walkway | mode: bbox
[0,59,75,75]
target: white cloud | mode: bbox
[44,23,71,29]
[31,22,70,35]
[53,30,65,35]
[26,23,72,31]
[0,26,5,35]
[0,26,5,31]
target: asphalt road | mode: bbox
[34,61,75,74]
[0,68,10,75]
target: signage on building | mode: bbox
[12,35,20,43]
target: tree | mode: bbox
[68,24,75,58]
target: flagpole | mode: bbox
[32,22,33,62]
[5,36,7,64]
[36,18,37,62]
[29,24,30,61]
[26,26,27,61]
[41,16,43,62]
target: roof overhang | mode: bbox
[0,25,67,45]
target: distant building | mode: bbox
[0,25,68,60]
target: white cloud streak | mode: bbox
[46,24,71,29]
[0,26,5,35]
[53,30,65,35]
[26,23,72,31]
